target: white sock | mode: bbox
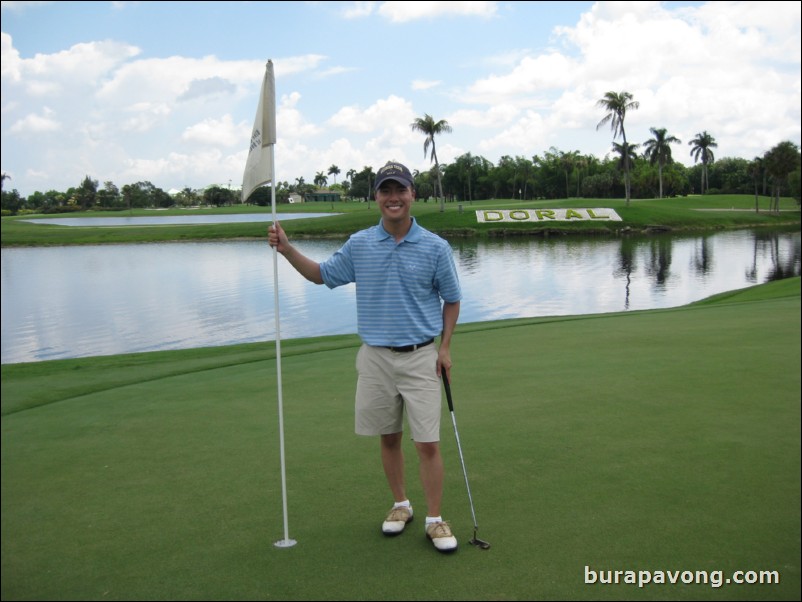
[393,500,411,509]
[425,516,442,525]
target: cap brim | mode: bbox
[374,176,413,190]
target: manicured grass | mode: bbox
[2,278,799,600]
[2,194,799,246]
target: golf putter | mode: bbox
[442,372,491,550]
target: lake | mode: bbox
[1,228,799,364]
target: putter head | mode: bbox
[470,536,491,550]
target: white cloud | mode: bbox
[279,92,322,139]
[36,40,139,86]
[447,104,519,129]
[328,94,416,136]
[341,1,377,19]
[342,0,499,22]
[0,32,22,81]
[412,79,441,90]
[478,110,549,155]
[178,77,237,101]
[120,102,171,133]
[10,107,60,133]
[377,1,498,22]
[182,114,245,147]
[467,53,579,105]
[316,66,358,78]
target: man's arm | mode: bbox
[437,300,460,380]
[268,221,324,285]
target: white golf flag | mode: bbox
[243,60,296,548]
[242,60,277,202]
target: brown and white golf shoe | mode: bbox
[382,505,413,535]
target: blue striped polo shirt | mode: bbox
[319,217,462,347]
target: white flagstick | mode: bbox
[271,143,295,549]
[266,63,296,549]
[243,60,295,548]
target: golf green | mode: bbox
[2,278,800,600]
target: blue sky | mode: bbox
[1,1,800,197]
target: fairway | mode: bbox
[2,279,800,601]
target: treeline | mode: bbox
[341,143,800,205]
[0,179,241,215]
[1,141,799,215]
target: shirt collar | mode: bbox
[377,216,421,243]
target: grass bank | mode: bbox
[2,194,799,246]
[2,277,799,600]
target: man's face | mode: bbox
[375,180,415,223]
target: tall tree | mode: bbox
[515,155,534,200]
[96,181,122,209]
[0,172,10,192]
[613,141,639,198]
[448,153,474,202]
[559,150,580,199]
[344,168,357,199]
[74,175,99,210]
[748,157,764,213]
[0,188,23,214]
[314,172,328,188]
[327,164,340,184]
[643,127,681,199]
[574,155,588,197]
[410,113,452,212]
[596,91,639,205]
[763,140,801,213]
[688,131,718,194]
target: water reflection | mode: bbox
[647,237,673,290]
[692,237,714,276]
[614,238,632,309]
[753,229,801,282]
[1,229,799,364]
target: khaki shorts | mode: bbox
[355,343,441,442]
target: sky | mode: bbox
[1,0,800,198]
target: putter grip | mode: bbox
[442,373,455,412]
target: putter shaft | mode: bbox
[443,373,491,550]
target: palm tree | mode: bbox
[345,168,357,200]
[763,140,801,213]
[596,91,639,205]
[748,157,764,213]
[410,113,452,212]
[574,155,588,197]
[688,131,717,194]
[515,155,533,200]
[560,150,579,199]
[643,127,681,199]
[327,164,340,185]
[0,172,10,192]
[613,142,640,195]
[314,172,328,188]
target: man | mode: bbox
[268,161,462,553]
